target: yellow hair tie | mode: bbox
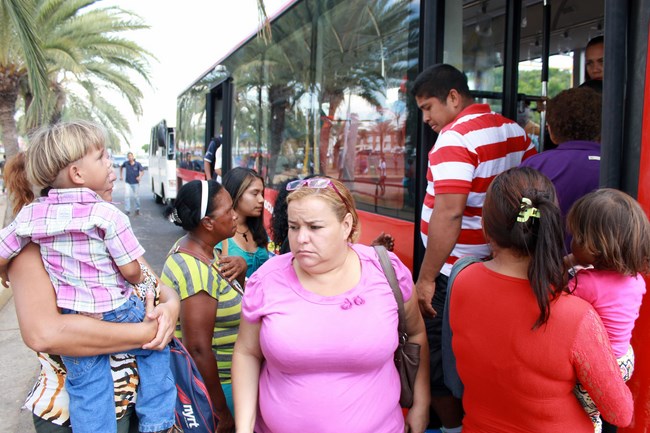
[517,197,540,222]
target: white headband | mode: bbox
[200,180,209,219]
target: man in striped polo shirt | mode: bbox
[411,64,535,432]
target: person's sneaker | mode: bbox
[135,209,141,216]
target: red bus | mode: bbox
[176,1,650,429]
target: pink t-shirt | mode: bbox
[242,244,413,433]
[570,269,646,357]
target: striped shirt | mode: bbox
[161,247,242,383]
[0,188,144,313]
[420,104,535,276]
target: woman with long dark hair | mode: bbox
[449,167,633,432]
[218,168,269,279]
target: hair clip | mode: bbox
[517,197,540,222]
[171,208,183,224]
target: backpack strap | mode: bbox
[442,256,484,398]
[168,244,244,296]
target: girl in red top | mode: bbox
[449,167,633,433]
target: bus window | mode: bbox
[442,0,507,111]
[310,0,419,221]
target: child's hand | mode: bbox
[371,232,395,251]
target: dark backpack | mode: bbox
[169,337,217,432]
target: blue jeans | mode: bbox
[61,296,176,433]
[125,183,141,212]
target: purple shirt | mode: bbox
[519,140,600,219]
[0,188,144,313]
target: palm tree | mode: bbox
[35,0,153,149]
[0,0,152,157]
[0,0,49,158]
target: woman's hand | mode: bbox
[142,283,180,350]
[219,255,248,282]
[404,403,429,433]
[215,408,235,433]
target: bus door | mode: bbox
[207,77,234,177]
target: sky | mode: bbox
[107,0,288,153]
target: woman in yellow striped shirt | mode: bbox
[162,180,243,433]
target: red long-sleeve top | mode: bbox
[450,263,633,432]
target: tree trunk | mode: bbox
[268,84,290,184]
[0,70,22,160]
[319,91,344,176]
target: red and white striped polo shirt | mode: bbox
[420,104,536,276]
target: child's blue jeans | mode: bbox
[61,295,176,433]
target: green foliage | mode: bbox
[518,68,572,98]
[0,0,153,158]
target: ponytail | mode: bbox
[5,153,35,216]
[524,194,566,328]
[483,167,567,329]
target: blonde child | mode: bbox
[0,121,177,433]
[567,188,650,432]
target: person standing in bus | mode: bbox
[120,152,144,216]
[205,123,223,183]
[520,86,602,251]
[410,64,535,433]
[585,35,604,81]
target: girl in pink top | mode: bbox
[567,188,650,432]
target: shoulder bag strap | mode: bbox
[374,245,407,336]
[169,244,244,296]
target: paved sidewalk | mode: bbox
[0,193,40,432]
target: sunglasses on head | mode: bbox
[286,178,351,213]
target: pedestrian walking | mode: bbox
[120,152,144,216]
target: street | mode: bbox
[0,168,185,432]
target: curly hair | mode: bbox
[546,87,602,143]
[270,177,297,253]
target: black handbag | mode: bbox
[374,245,420,408]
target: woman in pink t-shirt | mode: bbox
[567,188,650,432]
[232,177,430,433]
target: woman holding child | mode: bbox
[448,167,633,432]
[5,122,180,433]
